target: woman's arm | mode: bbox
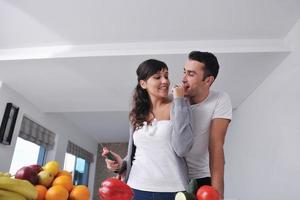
[171,96,194,157]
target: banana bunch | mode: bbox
[0,172,11,177]
[0,176,37,200]
[0,189,26,200]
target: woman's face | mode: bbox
[140,68,170,99]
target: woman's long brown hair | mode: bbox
[129,59,168,130]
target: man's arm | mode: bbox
[209,118,231,199]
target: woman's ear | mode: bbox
[139,80,147,89]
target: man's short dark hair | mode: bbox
[188,51,219,80]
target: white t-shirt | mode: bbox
[127,120,187,192]
[185,90,232,179]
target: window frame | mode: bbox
[64,153,90,186]
[37,146,47,165]
[10,137,47,174]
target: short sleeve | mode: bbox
[212,92,232,120]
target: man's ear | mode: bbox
[205,76,215,87]
[139,80,147,89]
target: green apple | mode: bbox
[38,170,54,187]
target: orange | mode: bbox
[45,185,68,200]
[52,175,73,191]
[69,185,90,200]
[43,161,60,176]
[35,185,47,200]
[56,170,72,179]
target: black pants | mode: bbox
[187,177,211,196]
[195,177,211,188]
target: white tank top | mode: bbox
[127,119,187,192]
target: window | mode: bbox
[10,137,46,174]
[64,153,89,186]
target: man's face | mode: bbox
[182,59,207,98]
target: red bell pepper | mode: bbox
[98,178,134,200]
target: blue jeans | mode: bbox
[133,189,177,200]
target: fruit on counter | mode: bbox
[28,164,43,174]
[69,185,90,200]
[0,176,38,199]
[56,170,72,179]
[35,185,47,200]
[43,161,60,176]
[45,185,69,200]
[0,160,91,200]
[15,166,38,185]
[98,178,134,200]
[52,175,73,192]
[0,189,26,200]
[196,185,220,200]
[38,170,54,187]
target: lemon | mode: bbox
[43,161,60,176]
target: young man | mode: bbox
[174,51,232,198]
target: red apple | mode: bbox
[15,166,38,185]
[28,164,43,174]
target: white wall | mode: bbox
[0,83,98,198]
[224,20,300,200]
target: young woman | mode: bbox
[103,59,193,200]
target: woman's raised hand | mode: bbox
[172,83,185,98]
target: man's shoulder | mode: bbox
[210,90,228,96]
[209,90,233,119]
[209,90,231,101]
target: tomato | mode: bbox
[196,185,220,200]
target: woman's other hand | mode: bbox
[102,147,123,172]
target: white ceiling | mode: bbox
[0,0,299,142]
[1,0,300,47]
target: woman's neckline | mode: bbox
[151,118,171,123]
